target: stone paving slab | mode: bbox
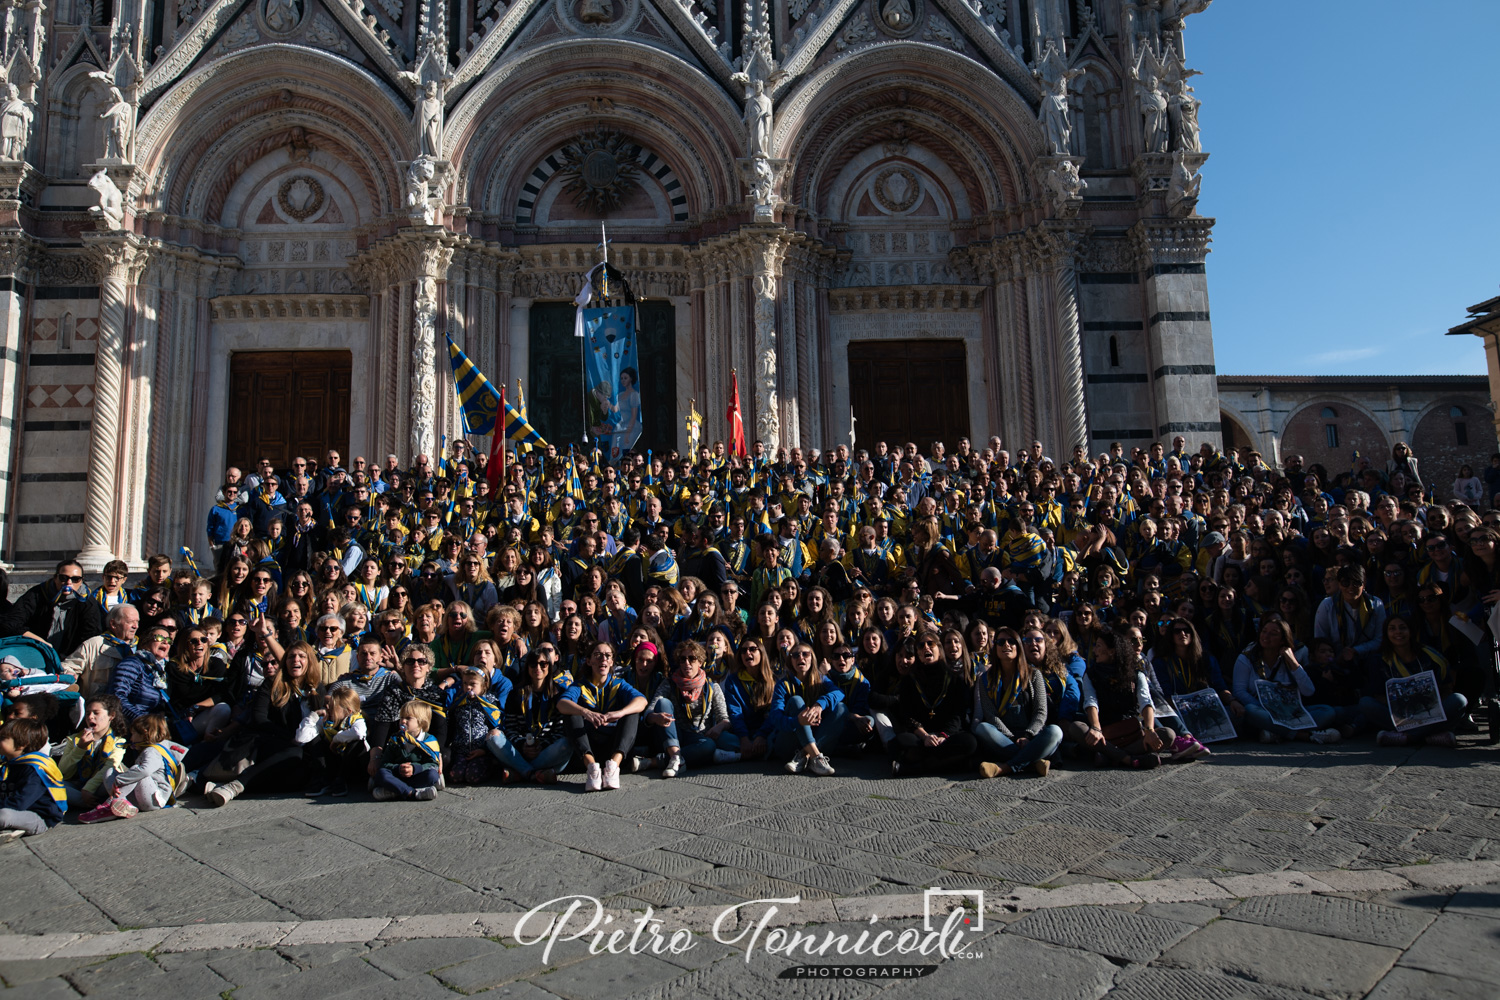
[1157,918,1402,998]
[1223,892,1436,947]
[1006,905,1197,963]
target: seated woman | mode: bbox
[723,639,776,760]
[559,641,648,791]
[768,643,844,776]
[204,643,324,806]
[972,627,1062,778]
[1360,615,1466,748]
[888,630,978,776]
[644,641,739,777]
[493,652,573,783]
[1232,617,1339,744]
[1078,629,1175,768]
[166,625,233,739]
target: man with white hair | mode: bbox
[64,603,139,696]
[809,537,853,602]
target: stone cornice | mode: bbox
[1131,217,1215,266]
[209,294,371,320]
[828,284,986,312]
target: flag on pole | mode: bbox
[487,385,506,493]
[566,445,585,502]
[687,399,702,458]
[446,334,547,447]
[515,379,535,455]
[727,370,747,458]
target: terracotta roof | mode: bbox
[1216,375,1486,384]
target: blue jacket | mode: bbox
[825,666,872,715]
[110,651,170,721]
[206,502,239,545]
[723,672,773,739]
[767,675,843,732]
[0,753,66,827]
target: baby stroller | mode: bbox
[0,635,82,741]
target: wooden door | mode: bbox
[226,351,351,471]
[848,340,970,454]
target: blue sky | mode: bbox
[1187,1,1497,375]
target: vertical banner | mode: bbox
[582,305,641,462]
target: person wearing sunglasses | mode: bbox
[107,628,175,722]
[364,644,449,785]
[0,559,102,658]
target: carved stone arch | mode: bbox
[134,45,412,215]
[514,139,689,225]
[775,44,1042,225]
[447,40,744,217]
[1216,400,1263,455]
[44,62,111,176]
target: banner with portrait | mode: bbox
[581,306,641,463]
[1386,670,1446,732]
[1170,688,1237,744]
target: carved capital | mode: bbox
[81,233,148,284]
[1130,217,1215,266]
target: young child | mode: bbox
[295,686,368,797]
[0,718,67,841]
[56,693,126,808]
[178,580,217,627]
[1,655,79,699]
[446,669,508,785]
[2,694,62,754]
[79,714,189,822]
[372,700,442,801]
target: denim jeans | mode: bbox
[973,721,1064,769]
[650,697,743,762]
[372,766,441,798]
[1358,692,1467,738]
[1242,701,1347,740]
[485,731,574,776]
[770,695,846,757]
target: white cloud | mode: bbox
[1308,346,1383,364]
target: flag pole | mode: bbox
[499,383,506,491]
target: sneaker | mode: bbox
[329,780,349,797]
[1257,729,1279,744]
[784,752,807,774]
[305,783,329,797]
[661,755,684,778]
[978,761,1004,779]
[807,753,836,776]
[1309,728,1342,745]
[711,749,741,765]
[1167,736,1210,762]
[371,786,398,801]
[412,786,438,801]
[889,759,902,777]
[627,756,647,774]
[78,802,118,824]
[584,762,603,792]
[1423,731,1458,749]
[1131,754,1161,769]
[1454,714,1480,735]
[435,773,447,791]
[602,759,621,790]
[109,796,139,819]
[1376,730,1410,747]
[0,828,24,843]
[206,780,242,808]
[1032,759,1051,777]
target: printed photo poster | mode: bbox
[1254,681,1317,730]
[1171,688,1238,743]
[582,306,641,463]
[1386,670,1446,732]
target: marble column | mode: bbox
[0,235,32,565]
[408,239,454,464]
[1133,218,1220,448]
[77,234,142,572]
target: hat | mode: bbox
[1202,531,1226,548]
[0,655,23,671]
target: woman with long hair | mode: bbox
[724,638,776,760]
[888,630,978,776]
[768,643,843,776]
[450,552,498,619]
[1232,616,1335,744]
[1078,629,1176,769]
[204,643,324,806]
[972,627,1061,778]
[1360,615,1464,748]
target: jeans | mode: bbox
[770,695,846,757]
[1358,692,1468,738]
[650,697,741,763]
[373,766,441,799]
[973,721,1064,769]
[486,732,574,776]
[0,807,48,836]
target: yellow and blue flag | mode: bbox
[446,335,547,447]
[567,445,585,503]
[516,379,534,455]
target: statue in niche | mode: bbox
[1168,76,1201,152]
[94,82,134,161]
[87,169,123,229]
[264,0,302,33]
[741,79,774,159]
[749,155,775,207]
[579,0,612,23]
[1128,61,1169,153]
[881,0,913,30]
[286,125,314,161]
[405,157,437,224]
[0,82,32,160]
[413,80,443,159]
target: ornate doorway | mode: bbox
[848,339,970,453]
[226,350,351,470]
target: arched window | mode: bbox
[1108,336,1120,368]
[1321,407,1338,449]
[1451,406,1469,446]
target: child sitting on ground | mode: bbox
[372,700,442,801]
[79,714,189,822]
[2,694,62,753]
[0,718,67,841]
[56,693,126,808]
[296,685,368,797]
[447,668,508,785]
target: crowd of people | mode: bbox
[2,432,1497,839]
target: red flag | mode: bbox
[727,370,747,458]
[487,385,506,493]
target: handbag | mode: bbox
[1102,717,1144,747]
[163,702,199,746]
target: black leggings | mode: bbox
[889,731,979,774]
[569,715,640,761]
[237,746,307,794]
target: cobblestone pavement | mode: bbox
[2,740,1497,998]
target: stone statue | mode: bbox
[750,156,775,207]
[1036,59,1085,156]
[881,0,913,30]
[413,80,443,159]
[0,82,33,160]
[1128,52,1170,154]
[91,79,134,162]
[264,0,302,33]
[1168,77,1201,152]
[405,157,437,224]
[87,169,124,230]
[1045,158,1086,209]
[1167,152,1200,214]
[736,79,773,159]
[579,0,613,22]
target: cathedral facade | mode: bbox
[0,0,1221,568]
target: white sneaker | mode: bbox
[206,780,243,807]
[413,786,438,801]
[0,829,25,843]
[784,752,806,774]
[602,759,622,789]
[584,762,603,792]
[661,755,684,778]
[807,753,836,777]
[371,786,398,801]
[712,749,742,764]
[1309,728,1342,744]
[1257,730,1279,744]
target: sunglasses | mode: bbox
[403,658,429,667]
[60,574,84,583]
[188,637,209,645]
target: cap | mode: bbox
[1203,531,1226,548]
